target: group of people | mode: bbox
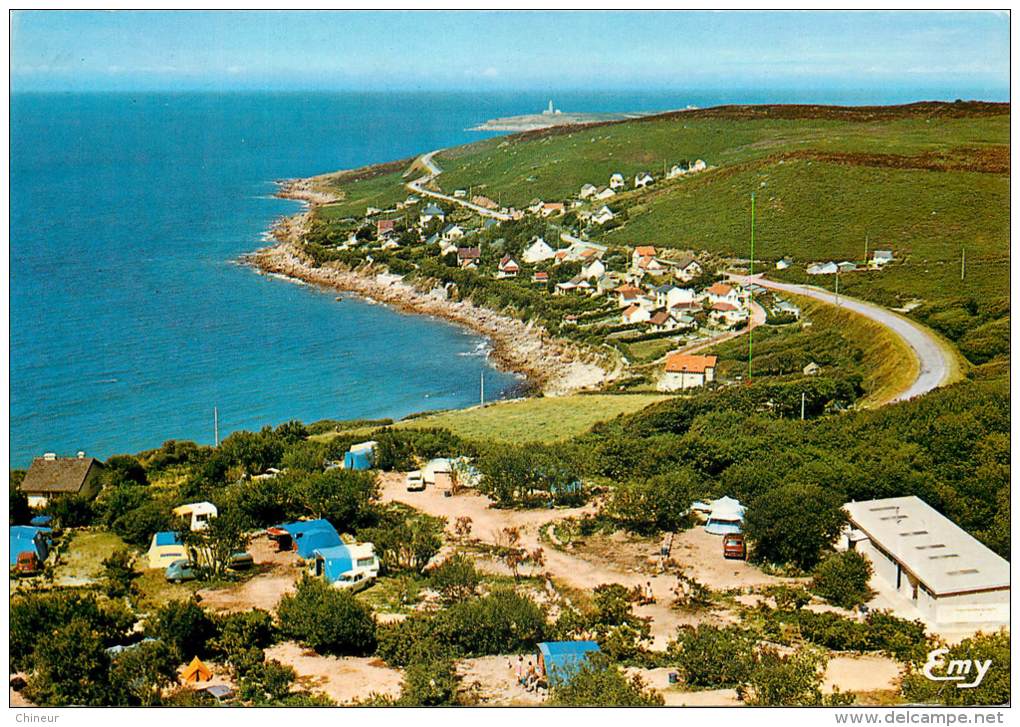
[511,655,543,692]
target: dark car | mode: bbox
[722,533,746,560]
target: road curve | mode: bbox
[729,273,955,403]
[407,149,512,221]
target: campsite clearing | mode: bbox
[266,642,403,705]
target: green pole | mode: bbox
[748,193,755,380]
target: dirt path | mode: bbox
[196,537,303,613]
[266,642,403,704]
[380,474,792,648]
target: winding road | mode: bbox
[408,149,512,221]
[729,273,956,402]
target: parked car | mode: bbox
[14,552,42,575]
[165,559,197,583]
[335,571,374,593]
[722,533,746,560]
[227,551,254,570]
[406,470,425,492]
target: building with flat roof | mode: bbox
[841,496,1009,631]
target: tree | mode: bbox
[900,630,1009,706]
[239,659,299,705]
[360,508,444,574]
[179,507,251,579]
[104,454,148,485]
[667,625,756,687]
[299,468,378,528]
[10,484,31,525]
[548,655,664,706]
[44,492,96,528]
[25,618,114,706]
[212,609,277,661]
[429,553,480,603]
[744,483,847,570]
[109,640,179,706]
[438,589,546,656]
[811,551,873,608]
[112,499,172,546]
[738,647,852,706]
[145,600,217,662]
[397,659,462,706]
[101,548,139,598]
[276,576,377,656]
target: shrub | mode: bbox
[108,640,179,706]
[212,609,277,662]
[359,507,444,574]
[429,553,480,603]
[668,625,756,687]
[44,493,96,528]
[548,654,664,706]
[811,551,873,608]
[375,615,446,667]
[900,630,1009,706]
[737,647,852,706]
[11,591,132,670]
[24,618,115,706]
[438,589,547,656]
[101,549,139,598]
[144,600,218,662]
[277,576,376,656]
[744,483,847,570]
[397,659,462,705]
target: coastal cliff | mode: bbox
[248,184,614,396]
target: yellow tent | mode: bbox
[146,531,187,570]
[180,656,213,683]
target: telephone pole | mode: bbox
[213,406,219,447]
[835,270,840,307]
[748,193,755,380]
[480,370,485,406]
[961,247,966,281]
[801,392,806,421]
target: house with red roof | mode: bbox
[658,353,717,391]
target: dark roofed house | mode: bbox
[20,452,104,508]
[457,246,482,269]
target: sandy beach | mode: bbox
[246,187,613,396]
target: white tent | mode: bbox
[705,496,745,535]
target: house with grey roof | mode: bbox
[841,496,1009,631]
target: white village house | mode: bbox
[659,353,717,391]
[579,183,598,199]
[672,255,703,283]
[634,172,654,188]
[594,187,616,201]
[609,172,626,190]
[592,206,615,225]
[522,237,556,264]
[841,496,1009,632]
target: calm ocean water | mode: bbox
[9,88,962,467]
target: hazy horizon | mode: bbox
[11,11,1009,100]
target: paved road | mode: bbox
[407,149,512,221]
[729,273,954,403]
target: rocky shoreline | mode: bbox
[246,184,613,396]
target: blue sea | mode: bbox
[9,88,970,467]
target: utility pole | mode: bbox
[748,193,755,381]
[961,247,966,281]
[864,233,869,266]
[213,406,219,447]
[480,370,485,406]
[801,392,806,421]
[835,270,840,306]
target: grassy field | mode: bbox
[52,530,128,583]
[433,106,1007,206]
[391,393,669,444]
[708,296,919,407]
[314,169,411,220]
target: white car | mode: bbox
[406,470,425,491]
[335,571,374,593]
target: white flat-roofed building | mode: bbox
[841,496,1009,631]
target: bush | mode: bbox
[811,551,873,608]
[44,493,96,528]
[900,630,1009,706]
[737,647,851,706]
[108,640,179,706]
[144,600,218,662]
[277,576,376,656]
[10,485,31,525]
[101,549,139,598]
[397,659,462,705]
[212,609,278,662]
[548,654,664,706]
[668,625,756,687]
[429,553,480,603]
[792,609,928,660]
[744,483,847,570]
[375,615,447,667]
[438,589,547,657]
[358,507,444,574]
[11,591,132,670]
[24,618,115,706]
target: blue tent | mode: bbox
[29,515,53,527]
[704,496,745,535]
[276,519,342,558]
[312,545,356,583]
[10,525,51,565]
[537,641,601,685]
[344,449,373,471]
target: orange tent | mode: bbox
[180,656,212,683]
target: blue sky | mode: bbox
[11,11,1010,97]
